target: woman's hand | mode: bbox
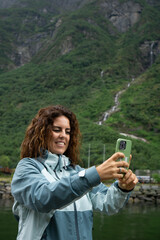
[96,152,129,181]
[118,169,138,191]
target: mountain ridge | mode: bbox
[0,0,160,72]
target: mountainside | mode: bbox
[0,0,160,170]
[0,0,91,10]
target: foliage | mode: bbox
[0,155,11,167]
[152,174,160,183]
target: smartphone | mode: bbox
[115,138,132,167]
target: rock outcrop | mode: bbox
[139,40,160,69]
[0,0,19,8]
[0,0,92,12]
[129,185,160,204]
[100,0,142,33]
[0,181,12,200]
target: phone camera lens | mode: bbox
[120,141,126,150]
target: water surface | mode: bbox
[0,200,159,240]
[93,203,160,240]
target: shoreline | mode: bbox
[0,181,160,204]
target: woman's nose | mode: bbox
[59,130,66,138]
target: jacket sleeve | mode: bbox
[89,181,131,215]
[11,158,100,213]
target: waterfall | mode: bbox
[100,70,104,78]
[150,41,154,66]
[98,77,135,125]
[97,76,148,142]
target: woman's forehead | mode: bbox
[53,115,70,128]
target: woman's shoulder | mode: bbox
[14,157,44,176]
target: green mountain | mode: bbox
[0,0,160,170]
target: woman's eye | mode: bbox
[53,129,60,132]
[66,131,71,135]
[52,128,70,135]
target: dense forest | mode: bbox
[0,0,160,170]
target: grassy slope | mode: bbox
[107,57,160,170]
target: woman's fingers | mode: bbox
[108,152,125,162]
[123,170,137,184]
[129,154,132,166]
[116,167,128,179]
[116,161,129,168]
[108,152,129,168]
[118,169,138,190]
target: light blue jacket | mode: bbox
[11,151,131,240]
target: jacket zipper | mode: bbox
[55,155,80,240]
[53,155,61,180]
[74,202,80,240]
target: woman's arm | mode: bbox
[89,181,131,215]
[90,152,138,215]
[11,158,100,213]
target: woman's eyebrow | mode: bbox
[53,126,71,130]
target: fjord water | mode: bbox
[93,204,160,240]
[0,200,18,240]
[0,200,160,240]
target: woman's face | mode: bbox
[49,115,71,155]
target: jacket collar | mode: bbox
[42,150,71,171]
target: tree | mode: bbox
[0,155,11,168]
[152,173,160,183]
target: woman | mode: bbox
[11,105,138,240]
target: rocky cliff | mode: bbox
[0,0,93,12]
[0,0,159,10]
[0,0,19,8]
[99,0,142,33]
[0,0,159,70]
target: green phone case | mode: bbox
[115,138,132,164]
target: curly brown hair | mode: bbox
[20,105,81,164]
